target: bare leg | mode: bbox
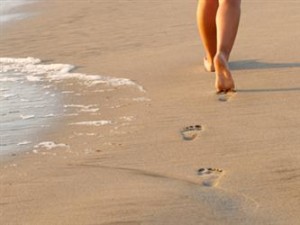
[214,0,241,92]
[196,0,219,72]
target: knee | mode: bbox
[219,0,241,8]
[199,0,219,7]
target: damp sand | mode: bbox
[0,1,300,225]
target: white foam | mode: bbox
[64,104,99,113]
[70,120,112,126]
[1,93,17,99]
[0,77,22,82]
[0,57,73,77]
[42,114,55,118]
[20,114,35,119]
[26,75,41,81]
[34,141,69,150]
[0,57,145,91]
[119,116,135,121]
[64,104,96,109]
[80,108,100,113]
[74,132,97,136]
[17,141,31,146]
[48,73,99,82]
[132,97,151,102]
[0,57,41,65]
[88,77,145,92]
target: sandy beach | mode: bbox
[1,1,300,224]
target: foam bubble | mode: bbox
[42,114,55,118]
[34,141,69,150]
[26,75,41,82]
[0,57,41,64]
[81,108,99,113]
[17,141,32,146]
[64,104,100,113]
[64,104,96,109]
[132,97,151,102]
[119,116,135,121]
[20,114,35,120]
[1,93,18,99]
[0,77,22,82]
[70,120,112,126]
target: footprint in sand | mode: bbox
[181,125,202,141]
[197,168,224,187]
[217,91,236,102]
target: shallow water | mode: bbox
[0,62,62,155]
[0,57,145,156]
[0,0,32,24]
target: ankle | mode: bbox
[215,51,230,61]
[204,57,215,72]
[213,52,229,67]
[204,55,214,65]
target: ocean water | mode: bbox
[0,2,146,156]
[1,0,37,155]
[0,58,63,155]
[0,0,32,24]
[0,57,145,156]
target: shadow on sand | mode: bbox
[237,87,300,93]
[229,59,300,71]
[229,60,300,93]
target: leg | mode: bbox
[196,0,219,72]
[214,0,241,92]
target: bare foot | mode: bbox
[203,57,215,72]
[214,53,235,93]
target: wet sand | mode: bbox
[1,1,300,224]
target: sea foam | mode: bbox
[70,120,112,126]
[34,141,69,150]
[0,57,144,91]
[0,57,146,156]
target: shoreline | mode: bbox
[0,0,39,159]
[0,0,36,28]
[1,1,300,224]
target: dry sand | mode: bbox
[1,1,300,224]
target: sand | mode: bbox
[1,1,300,224]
